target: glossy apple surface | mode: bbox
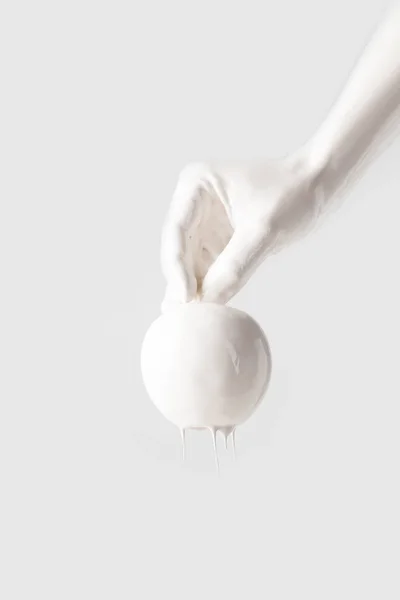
[141,303,272,429]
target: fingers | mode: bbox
[161,242,196,314]
[160,164,206,311]
[161,213,198,311]
[201,222,275,304]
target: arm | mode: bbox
[161,4,400,309]
[304,2,400,198]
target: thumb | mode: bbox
[200,222,274,304]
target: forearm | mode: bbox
[304,3,400,195]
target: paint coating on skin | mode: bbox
[161,5,400,309]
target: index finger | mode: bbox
[160,165,205,308]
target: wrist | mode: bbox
[291,137,338,201]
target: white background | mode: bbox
[1,1,400,598]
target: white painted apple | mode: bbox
[140,303,271,430]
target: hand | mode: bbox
[161,152,325,311]
[161,4,400,312]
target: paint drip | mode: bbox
[180,428,186,462]
[179,426,236,472]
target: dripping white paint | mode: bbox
[180,426,236,474]
[140,303,272,470]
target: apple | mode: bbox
[141,303,272,431]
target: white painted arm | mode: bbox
[304,2,400,196]
[161,4,400,310]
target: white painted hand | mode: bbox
[161,4,400,311]
[161,154,322,309]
